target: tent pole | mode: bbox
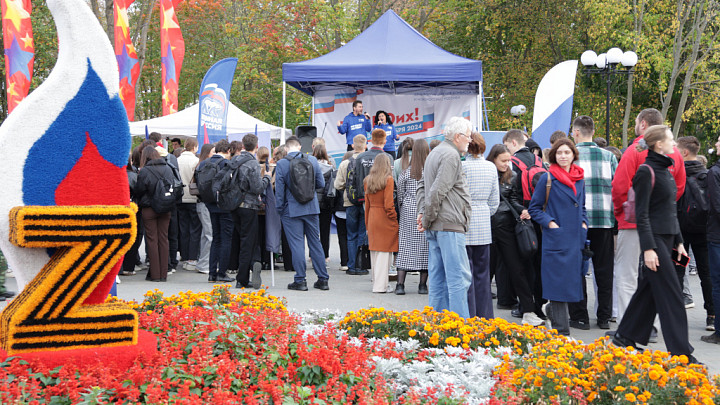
[311,95,315,126]
[282,81,287,143]
[477,81,482,131]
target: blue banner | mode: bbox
[197,58,238,148]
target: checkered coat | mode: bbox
[575,142,617,228]
[396,168,429,271]
[462,155,499,245]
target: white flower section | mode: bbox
[294,308,343,335]
[294,313,519,404]
[371,347,501,403]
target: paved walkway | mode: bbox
[2,234,718,375]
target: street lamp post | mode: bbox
[580,48,637,144]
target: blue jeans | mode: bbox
[426,230,472,318]
[346,205,366,271]
[282,214,329,283]
[707,242,720,333]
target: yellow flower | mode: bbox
[625,393,636,402]
[614,386,626,392]
[408,329,417,337]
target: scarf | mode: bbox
[548,164,584,195]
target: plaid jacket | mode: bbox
[576,142,617,228]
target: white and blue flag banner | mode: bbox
[531,60,578,149]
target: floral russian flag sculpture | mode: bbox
[0,0,152,364]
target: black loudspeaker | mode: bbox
[296,125,317,154]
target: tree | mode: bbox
[657,0,718,137]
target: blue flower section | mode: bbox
[23,59,130,205]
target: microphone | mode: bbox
[320,122,328,138]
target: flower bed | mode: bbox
[0,287,717,404]
[340,307,720,404]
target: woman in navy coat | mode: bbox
[528,138,587,335]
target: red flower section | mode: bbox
[0,303,394,404]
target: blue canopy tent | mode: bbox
[281,10,486,140]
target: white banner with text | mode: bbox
[312,88,480,163]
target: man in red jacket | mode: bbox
[611,108,686,331]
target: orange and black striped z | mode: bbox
[1,205,138,354]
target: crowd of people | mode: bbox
[88,103,718,366]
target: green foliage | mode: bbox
[0,0,717,150]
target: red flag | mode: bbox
[114,0,140,121]
[2,0,34,113]
[160,0,184,116]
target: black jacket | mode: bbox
[492,170,525,228]
[355,147,387,185]
[678,160,708,233]
[707,161,720,242]
[127,166,138,202]
[231,152,271,210]
[198,155,229,213]
[135,159,175,209]
[633,150,682,251]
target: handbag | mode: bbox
[189,176,200,197]
[500,192,538,259]
[623,164,654,223]
[356,244,371,270]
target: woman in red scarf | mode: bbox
[528,138,588,336]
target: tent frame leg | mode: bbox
[477,81,482,131]
[282,82,287,143]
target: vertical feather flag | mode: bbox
[531,60,578,149]
[160,0,184,116]
[196,58,238,148]
[114,0,140,121]
[2,0,34,113]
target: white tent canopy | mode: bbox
[129,102,290,140]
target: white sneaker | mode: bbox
[116,275,121,284]
[197,268,210,274]
[183,260,197,271]
[339,265,348,271]
[6,268,14,278]
[541,302,552,330]
[522,312,544,326]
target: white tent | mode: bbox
[129,102,290,140]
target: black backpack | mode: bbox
[318,166,338,211]
[214,155,253,211]
[678,171,709,233]
[165,157,184,203]
[284,153,316,204]
[346,156,363,206]
[148,168,176,214]
[194,159,221,203]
